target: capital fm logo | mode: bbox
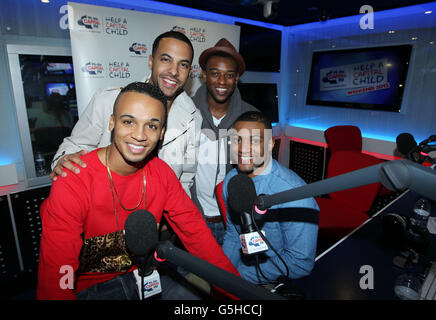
[171,26,186,35]
[144,279,160,292]
[81,62,104,76]
[77,15,100,30]
[248,236,264,247]
[129,43,148,56]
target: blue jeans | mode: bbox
[205,219,226,246]
[76,264,203,300]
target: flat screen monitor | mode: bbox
[235,22,281,73]
[45,82,75,97]
[45,62,73,75]
[306,45,412,112]
[238,82,279,123]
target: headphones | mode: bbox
[381,213,430,253]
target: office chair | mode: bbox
[317,126,387,243]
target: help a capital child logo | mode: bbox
[189,27,206,43]
[105,16,128,35]
[108,61,131,79]
[129,43,148,57]
[81,62,104,77]
[77,15,101,31]
[189,64,202,79]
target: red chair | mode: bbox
[317,125,389,242]
[325,125,391,196]
[316,150,385,241]
[325,125,362,153]
[215,181,227,228]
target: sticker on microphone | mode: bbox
[240,230,268,254]
[133,269,162,299]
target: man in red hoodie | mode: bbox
[37,82,238,300]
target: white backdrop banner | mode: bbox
[67,2,240,116]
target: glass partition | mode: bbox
[7,45,77,186]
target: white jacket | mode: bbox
[51,86,202,197]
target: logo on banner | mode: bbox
[189,27,206,43]
[189,64,202,79]
[81,62,104,77]
[77,15,101,31]
[171,26,186,35]
[322,70,346,85]
[105,16,128,35]
[129,43,148,57]
[320,59,390,95]
[108,61,131,79]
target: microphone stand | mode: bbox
[154,241,284,300]
[134,255,156,300]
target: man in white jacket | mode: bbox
[50,31,202,196]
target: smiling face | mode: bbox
[231,120,274,177]
[203,55,239,104]
[108,91,166,174]
[148,37,193,103]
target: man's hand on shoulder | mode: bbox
[50,150,88,181]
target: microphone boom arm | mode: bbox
[255,159,436,211]
[155,241,284,300]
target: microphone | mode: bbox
[125,209,283,300]
[228,174,268,254]
[396,133,436,165]
[396,133,418,159]
[124,210,159,277]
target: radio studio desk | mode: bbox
[293,190,436,300]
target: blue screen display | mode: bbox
[45,83,74,97]
[306,45,412,112]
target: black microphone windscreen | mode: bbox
[124,210,158,256]
[396,132,417,155]
[228,174,257,213]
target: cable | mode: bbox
[251,208,290,281]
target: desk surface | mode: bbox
[294,190,436,300]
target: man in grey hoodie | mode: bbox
[190,38,258,245]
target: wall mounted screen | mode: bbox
[306,45,412,112]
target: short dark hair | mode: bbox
[233,111,272,130]
[152,31,194,62]
[114,82,168,127]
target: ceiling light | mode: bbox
[388,30,396,34]
[424,11,432,14]
[430,41,435,45]
[41,0,50,3]
[411,37,418,40]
